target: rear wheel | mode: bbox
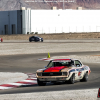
[41,40,43,42]
[37,79,46,86]
[29,39,32,42]
[69,74,75,84]
[80,72,88,82]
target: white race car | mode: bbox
[36,58,91,86]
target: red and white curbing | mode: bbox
[0,73,37,90]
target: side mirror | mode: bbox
[45,66,47,68]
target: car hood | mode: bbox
[44,66,68,72]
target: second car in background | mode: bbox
[29,36,43,42]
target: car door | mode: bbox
[74,60,83,80]
[31,36,35,41]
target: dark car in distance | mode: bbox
[29,36,43,42]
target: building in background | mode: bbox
[0,10,22,35]
[0,8,100,35]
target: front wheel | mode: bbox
[37,79,46,86]
[69,74,75,84]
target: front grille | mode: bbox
[42,72,62,76]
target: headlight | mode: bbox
[62,72,67,76]
[36,69,43,73]
[37,73,42,76]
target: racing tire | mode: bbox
[69,74,75,84]
[41,40,43,42]
[37,79,46,86]
[29,39,32,42]
[80,72,88,82]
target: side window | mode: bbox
[75,60,82,67]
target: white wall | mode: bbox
[22,9,31,34]
[29,10,100,34]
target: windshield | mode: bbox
[35,36,40,38]
[47,60,74,68]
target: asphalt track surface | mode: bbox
[0,51,100,94]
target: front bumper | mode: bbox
[38,77,68,82]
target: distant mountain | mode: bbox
[0,0,100,11]
[77,0,100,9]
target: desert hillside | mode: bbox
[0,0,100,11]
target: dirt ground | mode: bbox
[0,32,100,40]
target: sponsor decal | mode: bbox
[78,72,82,76]
[84,66,89,70]
[76,68,84,71]
[69,69,75,73]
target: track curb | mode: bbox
[0,73,37,90]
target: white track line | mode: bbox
[22,80,37,83]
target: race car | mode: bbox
[36,58,91,86]
[29,36,43,42]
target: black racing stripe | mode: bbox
[43,68,47,72]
